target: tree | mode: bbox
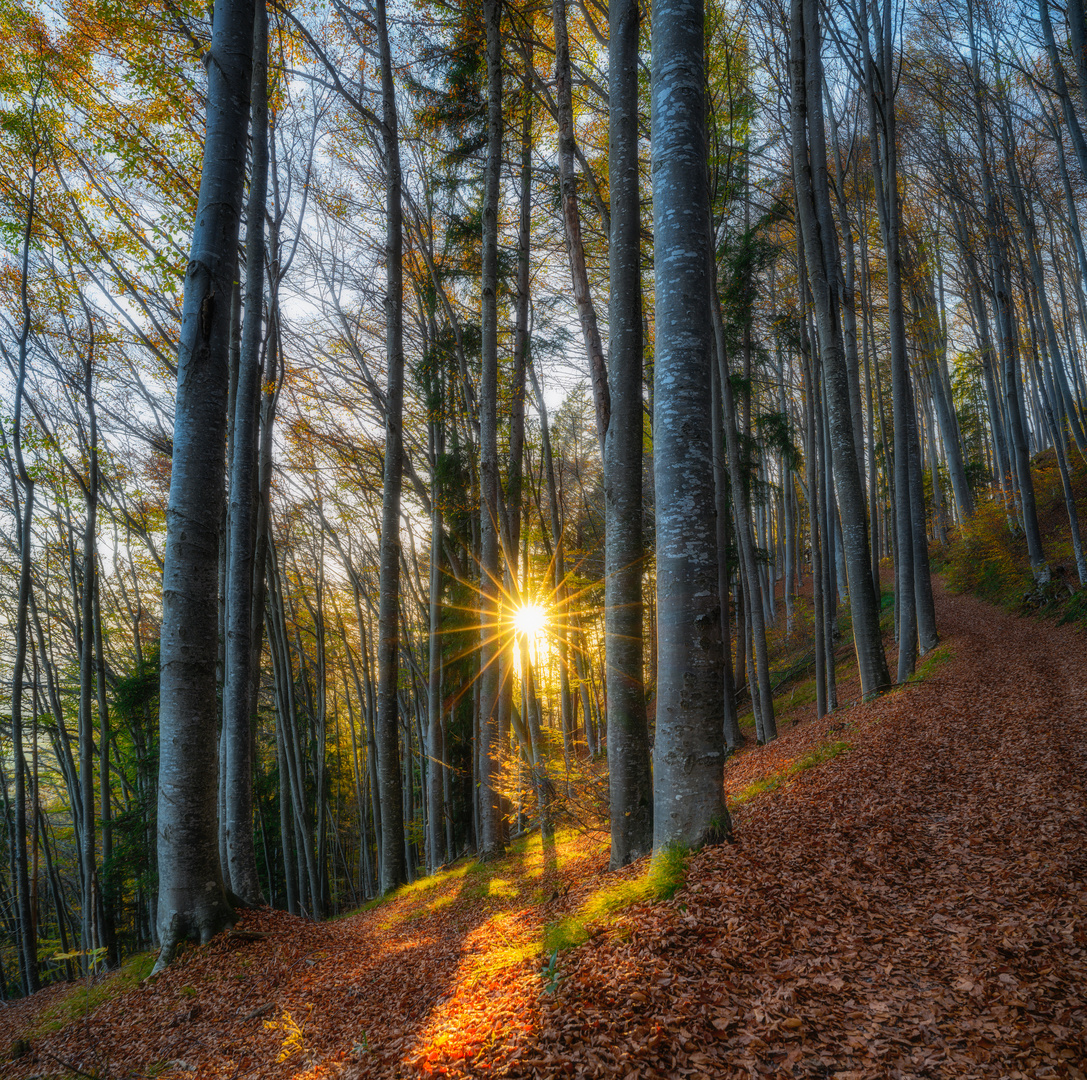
[476,0,505,862]
[605,0,652,868]
[154,0,256,966]
[651,0,729,851]
[222,0,269,908]
[373,0,410,893]
[790,0,890,699]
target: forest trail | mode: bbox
[3,578,1086,1080]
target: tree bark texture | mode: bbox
[155,0,255,962]
[477,0,505,861]
[651,0,730,852]
[606,0,652,868]
[223,2,268,907]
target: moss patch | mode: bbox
[543,845,688,954]
[729,738,852,807]
[10,951,155,1054]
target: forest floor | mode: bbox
[3,578,1086,1079]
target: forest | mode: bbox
[1,0,1086,1059]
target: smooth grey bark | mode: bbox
[994,243,1047,575]
[222,3,268,908]
[906,384,938,652]
[816,338,839,709]
[923,391,948,545]
[275,721,298,914]
[964,7,1047,579]
[1064,0,1087,128]
[78,375,99,972]
[552,0,610,457]
[154,0,255,966]
[373,0,408,893]
[964,253,1012,489]
[509,47,531,575]
[477,0,504,861]
[1038,0,1087,183]
[93,563,116,966]
[823,85,867,488]
[266,542,320,911]
[712,290,776,743]
[800,328,828,718]
[426,399,445,869]
[858,0,918,680]
[527,356,574,785]
[651,0,730,851]
[711,361,742,751]
[7,132,40,994]
[859,212,880,597]
[791,0,890,698]
[910,246,975,523]
[606,0,652,869]
[1001,119,1087,455]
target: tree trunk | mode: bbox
[651,0,730,851]
[552,0,610,457]
[374,0,408,892]
[477,0,505,861]
[7,136,41,994]
[791,0,891,699]
[605,0,652,868]
[223,2,268,907]
[154,0,255,967]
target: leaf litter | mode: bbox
[2,581,1084,1079]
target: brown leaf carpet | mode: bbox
[2,581,1084,1079]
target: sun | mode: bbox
[512,602,547,639]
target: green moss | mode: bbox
[11,951,156,1053]
[1057,587,1087,627]
[913,645,952,682]
[336,862,471,919]
[730,739,852,807]
[543,845,689,955]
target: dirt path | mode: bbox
[476,583,1087,1078]
[3,582,1084,1079]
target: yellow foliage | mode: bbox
[264,1005,312,1063]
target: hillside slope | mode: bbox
[2,580,1085,1079]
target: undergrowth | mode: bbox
[942,451,1087,627]
[543,846,688,954]
[912,645,952,682]
[10,951,155,1055]
[728,738,852,807]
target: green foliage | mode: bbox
[541,947,561,993]
[944,497,1030,605]
[1057,587,1087,628]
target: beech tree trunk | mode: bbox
[373,0,409,893]
[477,0,505,861]
[606,0,652,868]
[8,133,40,995]
[552,0,610,457]
[154,0,255,966]
[651,0,729,851]
[791,0,890,699]
[223,2,268,907]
